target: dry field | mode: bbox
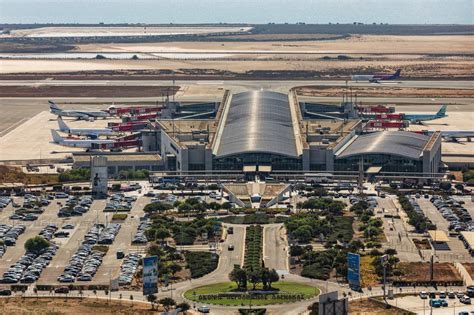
[463,263,474,278]
[349,298,411,315]
[0,297,154,315]
[1,58,473,79]
[1,35,472,78]
[74,35,473,55]
[396,262,462,283]
[296,86,474,98]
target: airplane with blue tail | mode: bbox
[404,105,447,123]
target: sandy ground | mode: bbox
[0,297,153,314]
[1,35,472,77]
[3,26,252,38]
[1,58,473,77]
[75,35,474,54]
[349,298,408,315]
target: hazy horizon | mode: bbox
[0,0,472,25]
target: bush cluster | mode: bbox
[244,225,263,272]
[184,251,218,278]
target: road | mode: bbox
[1,79,473,89]
[263,224,289,272]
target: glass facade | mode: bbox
[213,153,302,171]
[335,154,423,173]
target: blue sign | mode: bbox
[143,256,158,295]
[347,253,360,289]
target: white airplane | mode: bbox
[51,130,115,148]
[421,130,474,142]
[49,101,109,120]
[57,118,116,139]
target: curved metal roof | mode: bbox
[336,131,429,160]
[215,90,298,158]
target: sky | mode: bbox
[0,0,472,24]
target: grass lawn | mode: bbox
[184,281,320,306]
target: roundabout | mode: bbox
[184,281,320,306]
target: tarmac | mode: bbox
[0,111,121,162]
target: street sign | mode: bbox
[347,253,361,290]
[143,256,158,295]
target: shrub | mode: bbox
[112,213,127,221]
[184,251,218,278]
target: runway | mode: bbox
[0,79,473,89]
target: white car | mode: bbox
[419,291,428,299]
[197,305,210,313]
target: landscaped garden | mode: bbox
[184,281,319,306]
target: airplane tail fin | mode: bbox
[394,69,401,78]
[49,100,60,111]
[57,118,69,132]
[51,130,63,143]
[436,105,447,117]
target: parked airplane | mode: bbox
[417,130,474,142]
[49,101,109,120]
[57,118,116,138]
[404,105,447,123]
[51,130,115,148]
[351,69,401,83]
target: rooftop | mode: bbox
[336,131,430,160]
[215,90,299,158]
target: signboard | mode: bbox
[110,277,119,291]
[347,253,361,289]
[143,256,158,295]
[319,291,348,315]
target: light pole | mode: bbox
[381,254,388,303]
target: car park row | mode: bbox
[0,224,26,251]
[118,252,140,285]
[0,244,58,284]
[131,219,149,245]
[430,195,474,232]
[419,288,473,308]
[58,196,92,217]
[57,224,106,284]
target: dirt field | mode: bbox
[0,297,155,315]
[74,35,473,55]
[1,35,472,78]
[349,298,411,315]
[295,86,474,98]
[396,262,462,283]
[463,263,474,279]
[0,85,179,97]
[1,58,473,79]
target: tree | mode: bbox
[229,266,247,290]
[169,262,182,278]
[154,228,171,243]
[159,297,176,312]
[248,269,261,290]
[261,268,270,289]
[439,182,452,191]
[222,202,232,210]
[177,302,190,312]
[24,236,50,255]
[147,294,157,310]
[268,269,280,289]
[455,183,464,191]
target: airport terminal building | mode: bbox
[140,90,442,176]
